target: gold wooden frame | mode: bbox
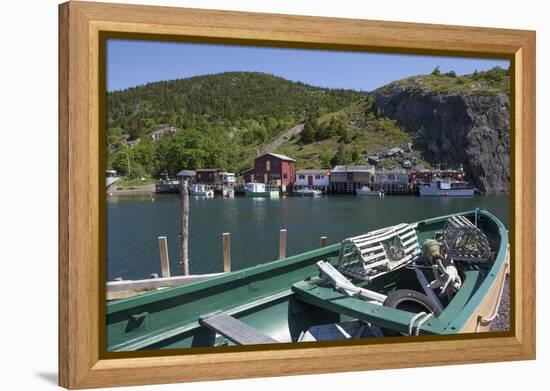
[59,1,536,388]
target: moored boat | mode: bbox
[106,209,508,351]
[356,186,384,197]
[244,182,280,198]
[293,188,322,197]
[190,184,214,197]
[419,178,474,197]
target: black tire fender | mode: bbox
[382,289,442,336]
[383,289,442,316]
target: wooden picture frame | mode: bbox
[58,1,536,388]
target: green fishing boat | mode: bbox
[244,182,280,198]
[106,209,509,352]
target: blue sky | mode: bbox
[107,39,509,92]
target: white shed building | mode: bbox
[295,169,331,190]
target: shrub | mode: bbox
[431,66,441,76]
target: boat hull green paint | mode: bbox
[244,189,280,197]
[106,209,508,351]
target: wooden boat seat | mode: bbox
[299,320,383,341]
[199,311,278,345]
[337,223,419,281]
[291,280,442,335]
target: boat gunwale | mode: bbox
[107,243,341,314]
[441,210,509,332]
[106,209,508,337]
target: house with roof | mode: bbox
[195,169,220,185]
[295,169,331,191]
[176,169,196,183]
[242,152,296,188]
[329,165,376,194]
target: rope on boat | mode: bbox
[408,312,426,335]
[408,312,433,336]
[414,313,433,336]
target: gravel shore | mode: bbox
[490,275,510,332]
[107,184,155,196]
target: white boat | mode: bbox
[222,188,235,198]
[245,183,279,198]
[419,178,474,197]
[190,184,214,197]
[294,188,322,197]
[356,186,384,197]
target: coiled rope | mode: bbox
[408,312,433,336]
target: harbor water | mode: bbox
[107,194,509,281]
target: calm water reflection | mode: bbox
[106,194,509,280]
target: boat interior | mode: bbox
[106,210,507,352]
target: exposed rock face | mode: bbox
[372,82,509,193]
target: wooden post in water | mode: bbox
[180,180,189,276]
[223,233,231,272]
[320,236,328,248]
[158,236,171,278]
[279,229,287,259]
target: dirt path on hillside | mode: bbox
[262,123,304,153]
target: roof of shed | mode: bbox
[176,170,196,176]
[331,165,375,173]
[296,169,331,175]
[258,152,296,162]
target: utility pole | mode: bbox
[180,180,189,275]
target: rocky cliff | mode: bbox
[371,71,510,194]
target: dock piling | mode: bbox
[158,236,171,278]
[223,233,231,272]
[180,180,190,276]
[320,236,328,248]
[279,229,287,259]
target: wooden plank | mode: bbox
[359,244,385,254]
[279,229,287,259]
[316,261,387,302]
[404,243,419,254]
[199,312,278,345]
[362,252,387,262]
[457,215,475,227]
[353,225,412,246]
[158,236,171,278]
[349,223,408,242]
[399,229,416,240]
[106,273,224,293]
[292,281,443,334]
[402,236,418,247]
[223,233,231,272]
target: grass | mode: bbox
[381,71,509,96]
[274,99,413,169]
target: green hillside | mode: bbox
[107,71,363,177]
[375,66,509,96]
[274,98,413,169]
[106,67,508,179]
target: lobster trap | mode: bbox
[442,214,492,264]
[337,223,419,281]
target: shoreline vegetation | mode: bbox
[106,67,510,194]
